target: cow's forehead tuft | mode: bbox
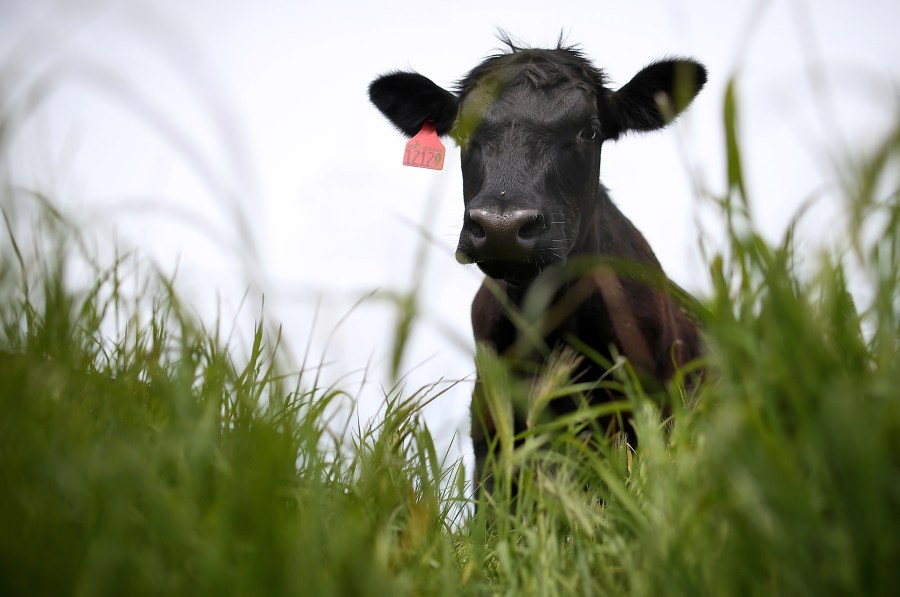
[455,48,610,100]
[453,63,598,139]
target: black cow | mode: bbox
[369,38,705,491]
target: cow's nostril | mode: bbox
[466,211,487,239]
[517,212,545,241]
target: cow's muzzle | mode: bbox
[460,208,544,260]
[455,207,548,283]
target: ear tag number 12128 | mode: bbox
[403,121,445,170]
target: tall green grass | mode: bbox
[0,211,468,594]
[2,85,899,595]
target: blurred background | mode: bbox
[2,0,898,471]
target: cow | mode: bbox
[368,37,705,494]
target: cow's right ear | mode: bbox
[368,72,459,138]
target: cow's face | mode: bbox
[451,74,605,284]
[369,47,706,285]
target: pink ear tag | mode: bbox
[403,121,445,170]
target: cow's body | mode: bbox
[369,38,705,491]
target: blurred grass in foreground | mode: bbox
[2,83,899,596]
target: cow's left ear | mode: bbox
[603,59,706,140]
[369,72,459,137]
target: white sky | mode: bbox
[2,0,899,469]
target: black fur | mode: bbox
[368,40,706,495]
[368,72,458,137]
[369,43,706,141]
[605,58,708,139]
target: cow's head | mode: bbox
[369,43,706,285]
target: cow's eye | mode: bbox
[578,124,598,142]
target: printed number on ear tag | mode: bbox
[403,121,445,170]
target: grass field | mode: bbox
[2,84,899,596]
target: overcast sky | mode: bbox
[2,0,899,469]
